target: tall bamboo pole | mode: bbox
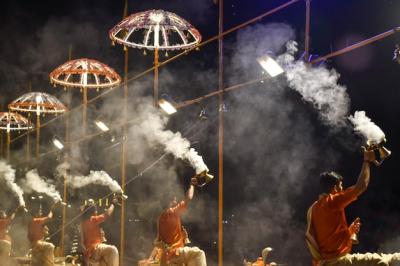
[0,131,3,158]
[305,0,311,61]
[36,114,40,159]
[120,1,129,265]
[153,48,159,106]
[218,0,224,264]
[7,131,10,161]
[60,44,72,256]
[82,87,87,137]
[26,82,32,163]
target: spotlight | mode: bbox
[257,53,284,77]
[95,120,110,132]
[52,138,64,150]
[158,98,177,115]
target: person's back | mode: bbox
[311,187,357,259]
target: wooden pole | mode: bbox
[154,48,159,106]
[120,1,129,265]
[0,131,3,158]
[7,131,10,161]
[60,46,72,256]
[218,0,224,264]
[305,0,311,61]
[82,87,87,137]
[36,114,40,159]
[26,82,32,163]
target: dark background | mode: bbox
[1,0,400,265]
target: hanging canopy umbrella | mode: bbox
[109,10,202,106]
[49,58,121,90]
[0,112,33,132]
[9,92,67,115]
[109,9,202,51]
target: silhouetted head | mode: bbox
[320,171,344,193]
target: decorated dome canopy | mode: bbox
[109,9,202,50]
[0,112,33,132]
[9,92,67,115]
[49,58,121,89]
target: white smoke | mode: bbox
[277,41,351,127]
[348,111,385,144]
[0,161,25,206]
[56,162,122,193]
[130,100,209,174]
[20,169,62,202]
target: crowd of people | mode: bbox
[2,148,400,265]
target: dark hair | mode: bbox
[81,205,97,221]
[319,171,343,192]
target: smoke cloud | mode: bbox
[56,162,122,193]
[128,98,209,174]
[0,161,25,206]
[20,169,62,202]
[278,41,351,127]
[348,111,385,144]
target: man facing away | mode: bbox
[306,148,400,265]
[155,177,207,266]
[28,208,54,266]
[80,199,119,266]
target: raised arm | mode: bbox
[105,202,115,217]
[185,178,196,203]
[353,148,375,196]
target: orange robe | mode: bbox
[311,187,359,261]
[157,201,187,263]
[0,218,11,241]
[81,214,107,258]
[28,217,47,243]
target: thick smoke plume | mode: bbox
[348,111,385,144]
[20,169,62,202]
[129,99,209,174]
[278,41,351,127]
[56,162,122,193]
[0,161,25,206]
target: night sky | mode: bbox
[1,0,400,265]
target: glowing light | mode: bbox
[53,138,64,150]
[159,99,177,115]
[257,54,284,77]
[95,120,110,132]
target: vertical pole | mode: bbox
[0,131,3,158]
[82,87,87,137]
[26,82,32,163]
[36,114,40,159]
[120,1,129,265]
[153,48,159,106]
[7,131,10,161]
[26,113,31,163]
[60,44,72,257]
[305,0,311,61]
[218,0,224,265]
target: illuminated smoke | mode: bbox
[0,161,25,206]
[20,169,62,202]
[348,111,385,143]
[130,100,209,174]
[56,162,122,192]
[278,41,350,127]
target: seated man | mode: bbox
[80,199,119,266]
[306,148,400,265]
[28,208,54,266]
[155,178,206,266]
[0,207,20,266]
